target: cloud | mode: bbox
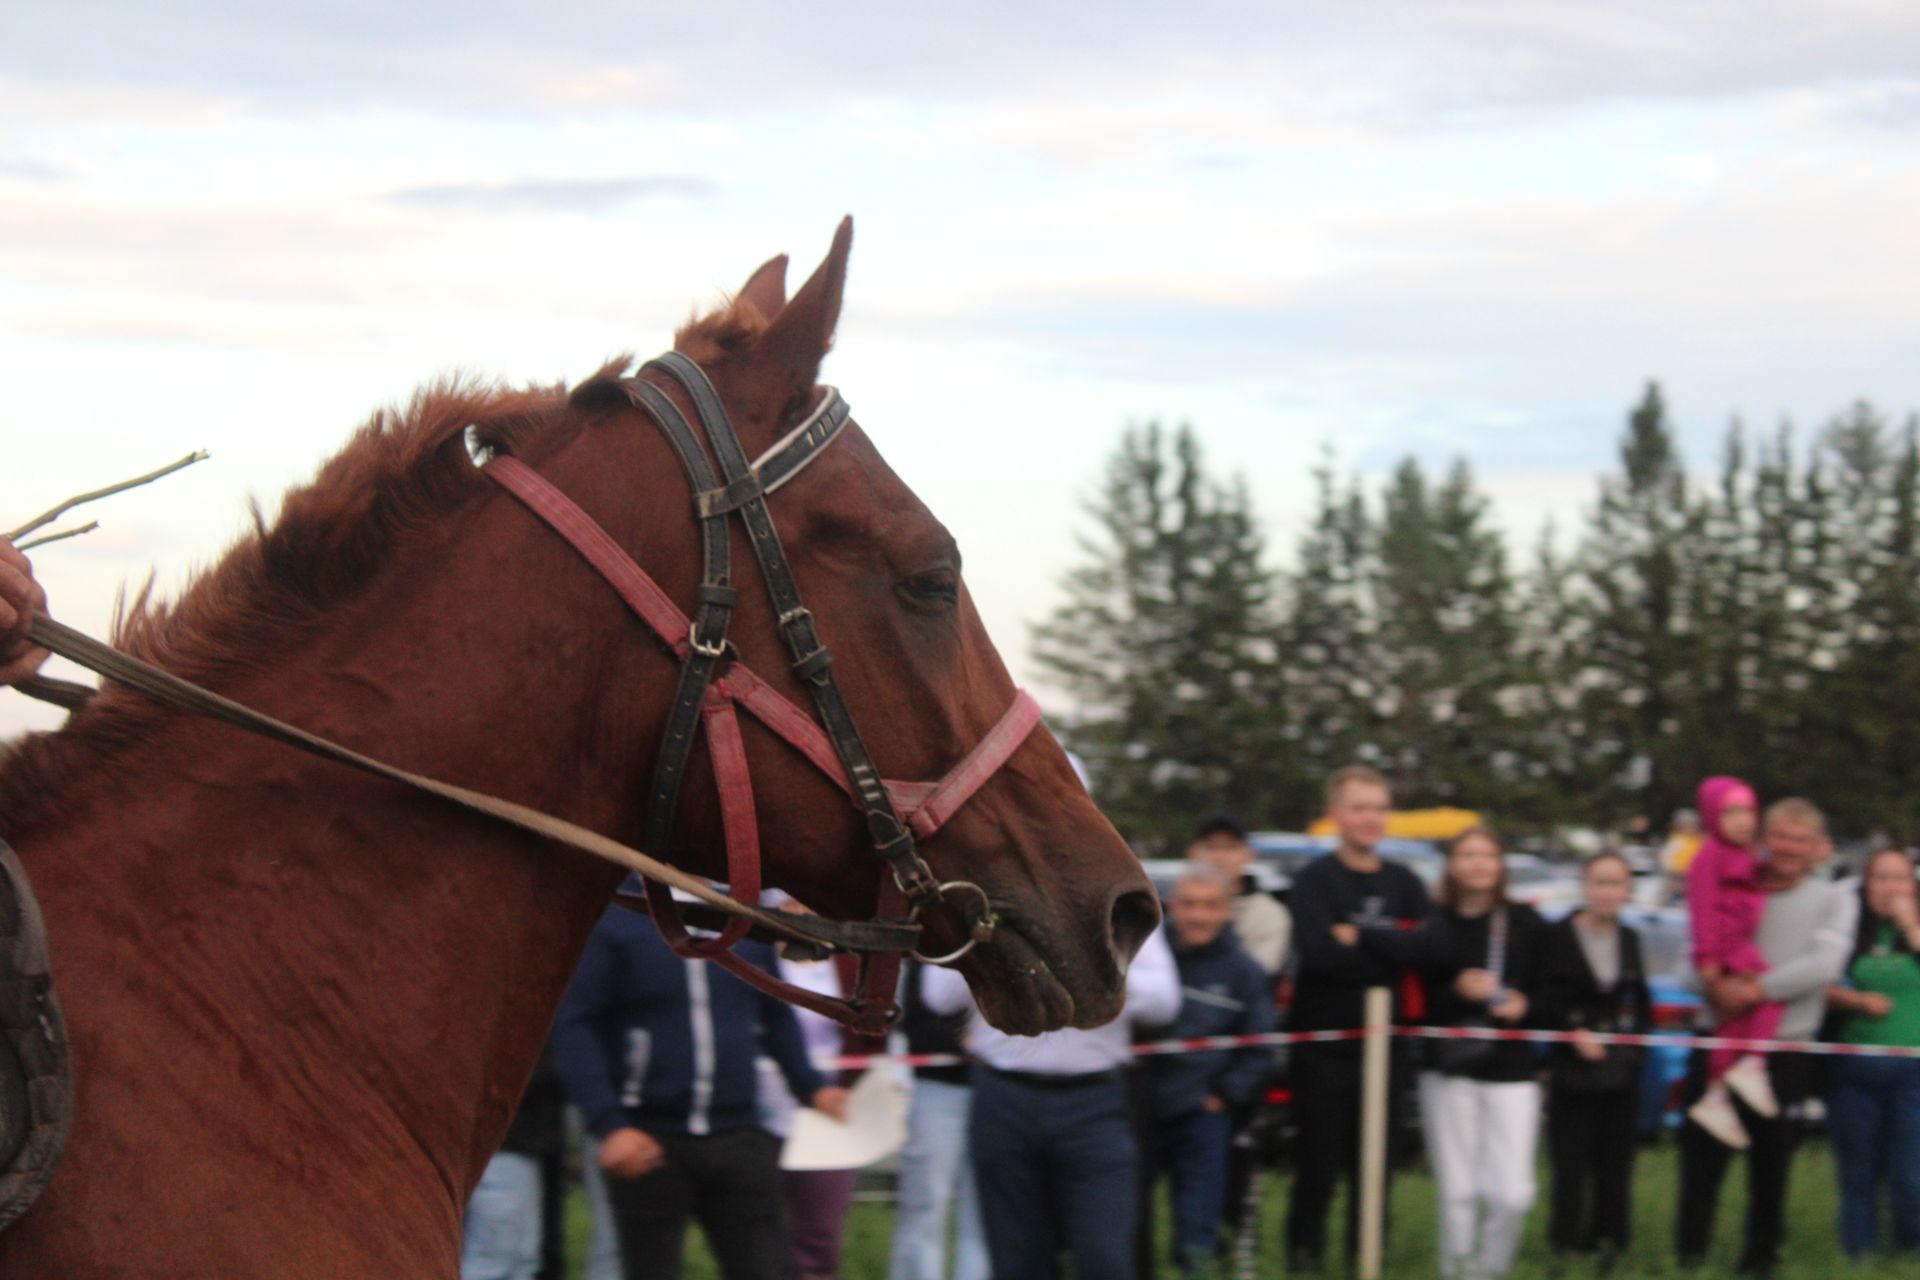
[6,3,1918,125]
[385,174,716,213]
[0,155,68,181]
[1830,81,1920,131]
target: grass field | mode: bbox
[563,1137,1915,1278]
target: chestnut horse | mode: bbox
[0,221,1158,1276]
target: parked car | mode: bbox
[1504,853,1585,915]
[1138,856,1290,903]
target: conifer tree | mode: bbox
[1276,453,1378,808]
[1030,422,1294,849]
[1509,521,1592,825]
[1370,457,1524,809]
[1563,382,1703,825]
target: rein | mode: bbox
[20,352,1039,1034]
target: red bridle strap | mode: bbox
[483,449,1039,1028]
[488,456,692,652]
[894,693,1044,840]
[713,666,1043,840]
[641,692,764,957]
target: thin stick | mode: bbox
[6,450,210,542]
[16,521,99,551]
[15,674,96,712]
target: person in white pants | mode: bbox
[1345,825,1550,1279]
[1420,1072,1541,1278]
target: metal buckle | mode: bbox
[688,628,730,659]
[910,880,999,965]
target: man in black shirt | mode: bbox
[1284,765,1431,1270]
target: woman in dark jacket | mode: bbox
[1351,824,1550,1280]
[1537,851,1653,1261]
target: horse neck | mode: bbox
[17,430,688,1200]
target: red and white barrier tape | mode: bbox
[832,1024,1920,1071]
[1398,1024,1920,1059]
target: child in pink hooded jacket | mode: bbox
[1685,775,1782,1148]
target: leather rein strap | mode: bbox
[483,353,1037,1031]
[25,614,907,956]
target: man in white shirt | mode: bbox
[923,924,1180,1280]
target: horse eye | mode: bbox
[898,569,959,608]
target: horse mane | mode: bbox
[0,294,773,838]
[0,366,608,837]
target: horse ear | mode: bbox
[737,254,788,321]
[758,217,852,398]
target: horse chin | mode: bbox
[959,919,1126,1037]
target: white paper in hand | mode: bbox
[779,1066,907,1171]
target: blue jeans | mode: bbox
[1827,1054,1920,1258]
[461,1152,542,1280]
[579,1127,623,1280]
[887,1077,988,1280]
[1151,1109,1233,1272]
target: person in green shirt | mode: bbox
[1824,846,1920,1260]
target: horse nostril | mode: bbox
[1107,888,1161,965]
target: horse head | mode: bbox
[572,219,1160,1034]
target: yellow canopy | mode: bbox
[1307,807,1483,840]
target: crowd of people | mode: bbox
[447,764,1917,1280]
[5,541,1918,1278]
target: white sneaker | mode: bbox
[1689,1086,1752,1149]
[1724,1055,1780,1118]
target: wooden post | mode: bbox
[1357,986,1391,1280]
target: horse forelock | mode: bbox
[673,294,774,364]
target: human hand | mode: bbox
[1709,974,1762,1018]
[0,540,50,687]
[1887,893,1920,933]
[810,1086,851,1122]
[1454,969,1497,1002]
[1571,1032,1608,1063]
[1489,992,1528,1023]
[1202,1095,1227,1114]
[1857,992,1894,1019]
[598,1127,665,1179]
[1330,924,1359,947]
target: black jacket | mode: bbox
[1536,914,1651,1094]
[1365,901,1550,1083]
[1289,853,1433,1044]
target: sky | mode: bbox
[5,2,1920,738]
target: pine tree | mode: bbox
[1562,382,1703,826]
[1276,452,1378,811]
[1798,406,1920,832]
[1509,520,1593,825]
[1370,457,1525,810]
[1030,422,1293,849]
[1680,420,1761,787]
